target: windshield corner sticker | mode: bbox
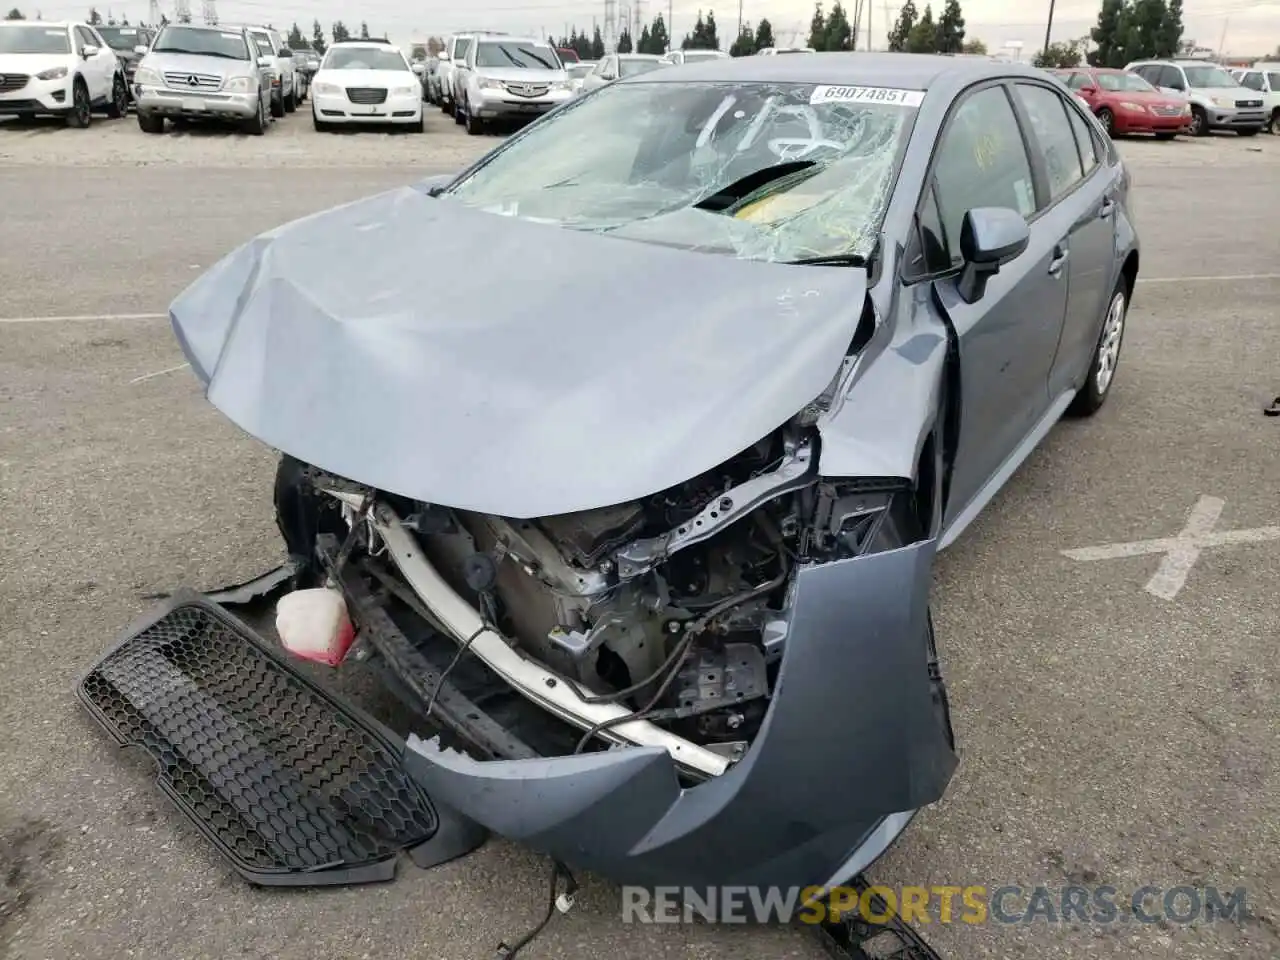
[810,84,925,107]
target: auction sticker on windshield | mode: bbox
[810,85,925,107]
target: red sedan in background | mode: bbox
[1054,67,1191,138]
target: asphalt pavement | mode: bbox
[1,111,1278,960]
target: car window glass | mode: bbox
[1066,105,1098,175]
[933,85,1036,255]
[915,183,951,273]
[1160,66,1185,89]
[1015,83,1084,203]
[75,26,94,49]
[1240,72,1263,90]
[1269,73,1280,91]
[1064,72,1087,89]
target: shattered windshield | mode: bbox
[443,81,917,263]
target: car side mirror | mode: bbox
[258,56,274,68]
[82,43,99,58]
[279,47,292,57]
[1080,85,1097,95]
[133,44,149,55]
[957,207,1030,304]
[412,62,425,74]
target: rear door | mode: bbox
[1012,80,1119,398]
[928,82,1070,517]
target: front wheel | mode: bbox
[242,97,267,135]
[1068,278,1128,417]
[66,79,91,128]
[1188,105,1208,137]
[464,103,484,135]
[284,90,297,113]
[106,74,128,118]
[270,91,285,119]
[1097,107,1115,137]
[137,111,165,134]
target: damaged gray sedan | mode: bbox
[86,54,1138,899]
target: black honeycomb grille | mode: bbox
[78,594,437,885]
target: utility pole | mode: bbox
[866,0,871,50]
[737,0,742,37]
[668,0,673,50]
[1043,0,1055,57]
[1216,17,1229,57]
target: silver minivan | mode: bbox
[1126,59,1265,136]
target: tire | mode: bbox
[1097,107,1115,137]
[284,90,297,113]
[1188,105,1208,137]
[1237,127,1260,137]
[441,97,452,114]
[270,91,285,119]
[410,114,424,133]
[66,78,91,128]
[1154,131,1177,140]
[106,73,128,119]
[312,111,328,133]
[1269,108,1280,133]
[242,97,267,135]
[454,98,465,124]
[464,101,484,135]
[1067,277,1129,418]
[137,111,164,133]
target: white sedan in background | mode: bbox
[310,39,423,132]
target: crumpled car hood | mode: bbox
[169,184,867,517]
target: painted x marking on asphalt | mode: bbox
[1062,495,1280,600]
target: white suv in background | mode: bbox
[0,19,128,126]
[436,32,475,114]
[456,35,570,135]
[1232,64,1280,132]
[246,25,298,116]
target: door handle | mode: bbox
[1048,244,1069,277]
[1099,198,1116,219]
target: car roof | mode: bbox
[640,51,1044,87]
[473,35,546,44]
[619,53,664,59]
[3,19,72,26]
[162,21,247,32]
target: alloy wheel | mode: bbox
[1095,291,1126,395]
[75,85,89,125]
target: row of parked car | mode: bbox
[1057,59,1279,138]
[417,31,738,134]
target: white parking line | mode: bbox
[1138,273,1280,284]
[1062,495,1280,601]
[0,312,168,324]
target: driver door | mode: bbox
[928,82,1070,520]
[76,26,112,101]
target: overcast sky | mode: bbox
[27,0,1280,56]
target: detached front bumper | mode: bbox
[400,536,958,890]
[470,87,571,120]
[135,85,258,119]
[0,76,74,115]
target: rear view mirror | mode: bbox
[957,207,1030,303]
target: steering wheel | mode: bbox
[767,137,845,162]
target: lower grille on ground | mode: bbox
[77,591,441,886]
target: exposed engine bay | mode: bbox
[303,423,924,769]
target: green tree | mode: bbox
[311,19,326,55]
[1089,0,1127,66]
[887,0,917,51]
[617,27,632,52]
[87,6,100,23]
[934,0,965,53]
[1033,40,1082,67]
[638,23,652,52]
[825,1,852,50]
[591,25,605,57]
[705,10,720,47]
[961,37,986,53]
[358,21,369,39]
[4,7,23,17]
[287,22,304,48]
[807,1,826,50]
[642,13,669,52]
[905,3,936,52]
[331,20,350,43]
[729,22,755,55]
[754,17,775,49]
[684,9,718,48]
[1156,0,1182,57]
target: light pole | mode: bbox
[1043,0,1056,57]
